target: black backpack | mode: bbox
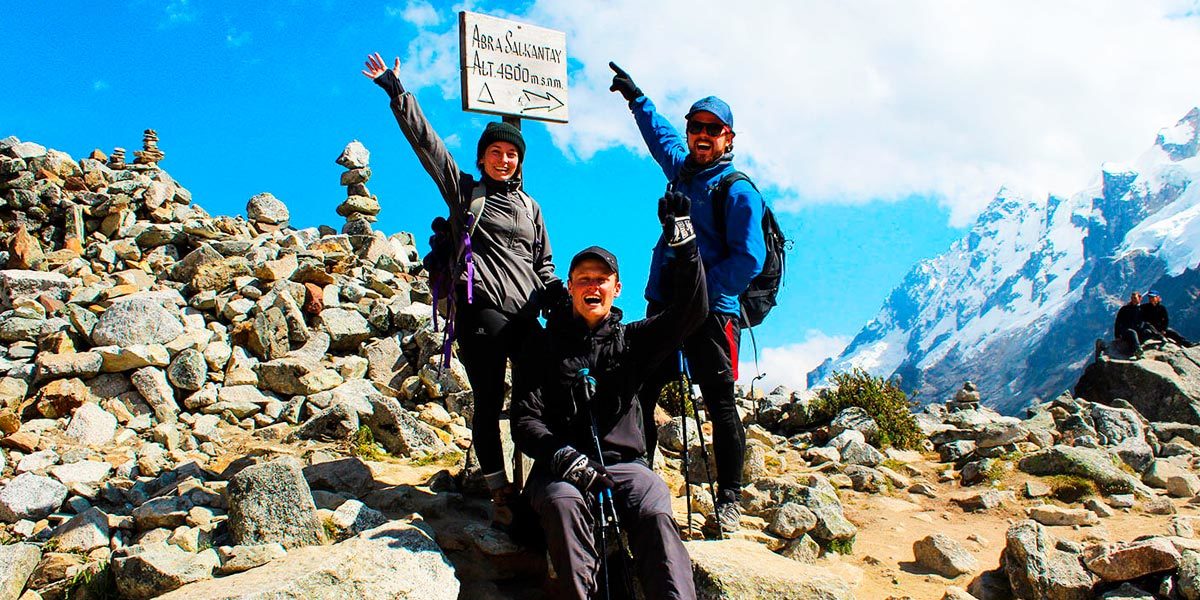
[422,179,490,367]
[712,171,788,327]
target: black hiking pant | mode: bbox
[643,308,746,499]
[456,296,538,485]
[526,461,696,600]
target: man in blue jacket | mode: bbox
[609,62,766,534]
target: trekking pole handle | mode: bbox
[577,368,597,399]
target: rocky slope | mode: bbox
[2,134,1200,600]
[810,108,1200,415]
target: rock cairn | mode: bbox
[107,147,126,169]
[334,141,380,236]
[133,129,164,166]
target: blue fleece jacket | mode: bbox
[629,96,766,316]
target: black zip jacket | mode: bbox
[1114,302,1142,336]
[387,90,558,317]
[1141,302,1169,332]
[512,240,707,468]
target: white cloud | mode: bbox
[739,330,850,393]
[92,80,109,92]
[226,28,251,48]
[162,0,196,26]
[387,0,442,27]
[404,0,1200,225]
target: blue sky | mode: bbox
[7,1,1200,390]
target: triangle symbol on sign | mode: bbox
[478,83,495,104]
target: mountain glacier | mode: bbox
[808,108,1200,415]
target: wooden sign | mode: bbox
[459,11,569,123]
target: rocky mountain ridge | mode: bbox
[810,108,1200,415]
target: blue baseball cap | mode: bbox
[685,96,733,130]
[1147,290,1161,298]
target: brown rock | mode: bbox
[8,226,44,270]
[303,283,324,315]
[1084,537,1181,582]
[0,411,20,435]
[35,378,94,418]
[1,431,39,452]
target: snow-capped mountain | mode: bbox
[808,108,1200,415]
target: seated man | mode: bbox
[1141,290,1194,348]
[1114,291,1145,358]
[512,192,704,600]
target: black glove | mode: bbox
[373,69,405,99]
[608,62,643,102]
[552,446,614,494]
[658,191,695,247]
[540,279,571,321]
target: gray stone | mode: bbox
[94,343,171,371]
[63,402,117,446]
[844,464,888,492]
[296,403,359,442]
[1018,445,1141,494]
[34,351,102,382]
[0,472,67,522]
[975,422,1029,449]
[1179,549,1200,600]
[953,490,1005,512]
[317,308,372,351]
[131,366,180,424]
[1099,584,1155,599]
[49,460,111,486]
[0,270,71,310]
[913,533,979,578]
[168,348,207,391]
[256,357,342,396]
[779,534,821,564]
[840,440,884,467]
[1004,520,1095,600]
[16,449,57,473]
[658,416,701,453]
[364,396,451,458]
[154,520,458,600]
[829,406,879,444]
[940,440,977,463]
[793,485,856,543]
[302,457,375,498]
[112,543,219,599]
[687,539,853,599]
[0,543,40,600]
[215,543,287,575]
[52,506,110,553]
[132,496,193,530]
[92,297,184,346]
[329,499,388,539]
[336,141,370,169]
[767,502,817,539]
[246,192,289,225]
[1074,347,1200,425]
[1028,505,1099,527]
[226,457,323,549]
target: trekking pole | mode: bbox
[676,355,693,539]
[576,369,635,600]
[680,353,721,539]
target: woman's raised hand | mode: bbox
[361,52,400,80]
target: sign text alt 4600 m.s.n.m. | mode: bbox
[458,11,569,124]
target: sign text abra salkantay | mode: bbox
[459,11,569,123]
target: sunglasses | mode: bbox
[686,120,727,136]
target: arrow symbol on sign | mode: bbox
[477,83,496,105]
[520,89,564,112]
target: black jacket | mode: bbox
[512,241,707,468]
[1141,302,1169,332]
[1114,302,1141,336]
[388,90,558,316]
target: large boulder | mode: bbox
[1074,346,1200,424]
[687,539,854,599]
[1017,445,1142,494]
[913,534,978,578]
[92,296,184,347]
[1004,520,1095,600]
[154,520,458,600]
[225,457,324,548]
[364,397,452,458]
[1083,537,1181,582]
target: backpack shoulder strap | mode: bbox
[713,170,758,241]
[466,182,488,236]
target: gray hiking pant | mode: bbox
[527,461,696,600]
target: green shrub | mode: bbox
[827,537,855,555]
[1046,475,1097,503]
[810,368,925,450]
[350,426,386,461]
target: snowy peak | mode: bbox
[811,107,1200,414]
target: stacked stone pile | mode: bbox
[133,129,164,166]
[335,140,381,237]
[0,135,473,598]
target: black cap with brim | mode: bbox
[569,245,619,277]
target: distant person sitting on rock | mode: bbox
[362,52,565,525]
[1140,290,1194,348]
[511,192,704,600]
[1113,292,1145,358]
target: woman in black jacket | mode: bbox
[362,52,563,523]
